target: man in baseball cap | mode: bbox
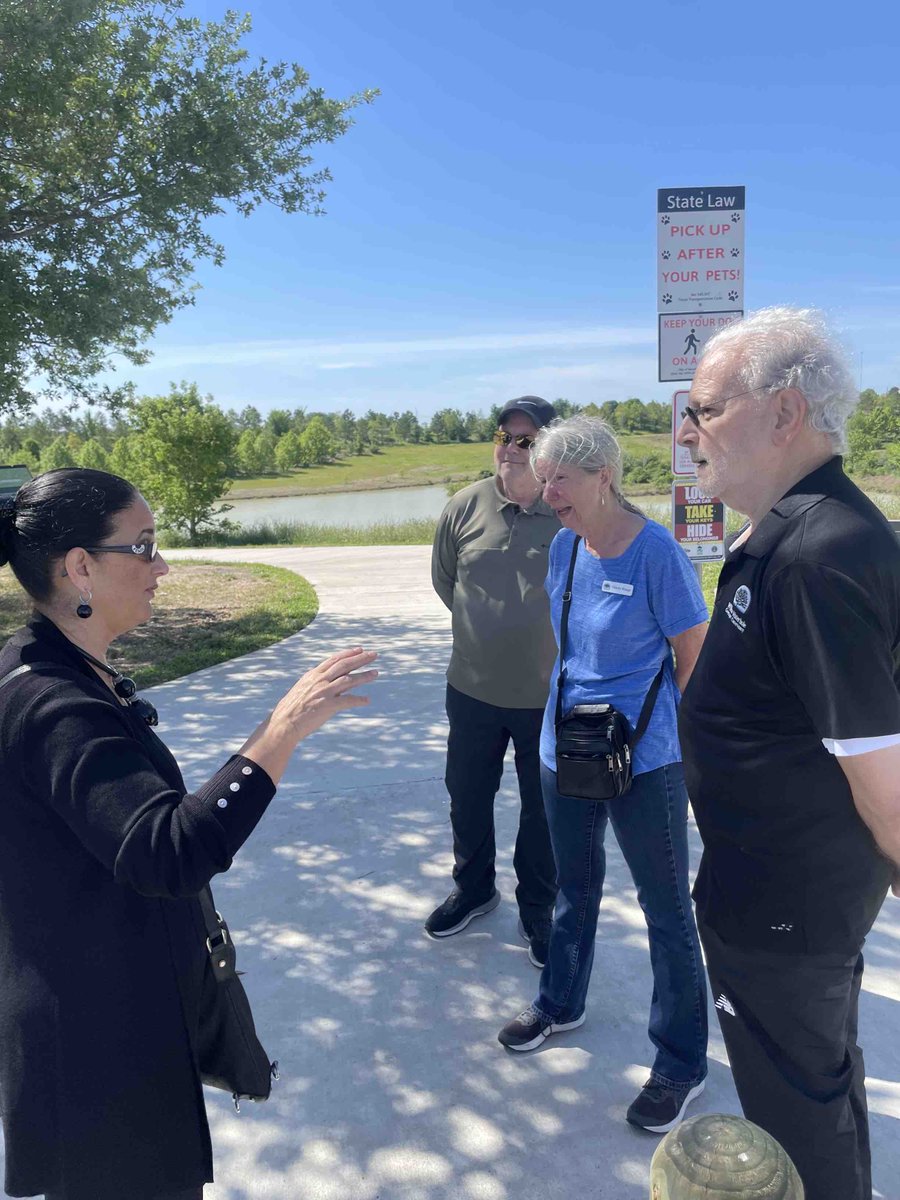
[427,396,560,968]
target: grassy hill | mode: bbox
[228,434,671,498]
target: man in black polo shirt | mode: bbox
[676,307,900,1200]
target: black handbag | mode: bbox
[554,536,665,801]
[197,888,279,1110]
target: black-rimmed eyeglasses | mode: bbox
[83,542,159,562]
[493,430,536,449]
[681,385,774,427]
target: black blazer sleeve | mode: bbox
[14,673,276,898]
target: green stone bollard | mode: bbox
[649,1114,804,1199]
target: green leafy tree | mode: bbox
[355,417,371,451]
[274,430,302,472]
[78,438,110,470]
[108,434,140,480]
[235,429,267,477]
[429,408,466,442]
[643,400,670,432]
[0,0,376,413]
[846,391,900,474]
[254,431,277,474]
[124,383,236,542]
[622,450,672,489]
[332,409,357,452]
[299,417,336,465]
[40,435,77,470]
[236,405,263,432]
[266,409,294,438]
[613,398,649,432]
[364,411,392,448]
[391,410,422,443]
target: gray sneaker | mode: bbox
[498,1005,585,1051]
[424,888,501,937]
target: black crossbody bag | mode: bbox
[196,889,278,1110]
[554,538,665,801]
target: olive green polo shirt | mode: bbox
[431,475,560,709]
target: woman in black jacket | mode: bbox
[0,468,377,1200]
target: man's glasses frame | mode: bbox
[493,430,536,450]
[82,542,159,562]
[681,384,774,427]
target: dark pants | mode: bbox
[444,684,557,923]
[701,922,872,1200]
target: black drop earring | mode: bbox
[76,590,93,619]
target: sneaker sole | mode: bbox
[517,918,547,969]
[424,890,501,938]
[627,1080,706,1134]
[502,1011,586,1053]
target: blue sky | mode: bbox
[102,0,900,417]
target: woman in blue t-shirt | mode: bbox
[498,415,709,1135]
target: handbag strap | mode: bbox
[554,535,581,731]
[0,661,60,692]
[199,888,238,983]
[553,536,666,746]
[630,661,666,749]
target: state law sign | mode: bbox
[657,186,745,313]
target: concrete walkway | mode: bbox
[10,546,898,1199]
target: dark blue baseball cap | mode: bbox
[497,395,557,429]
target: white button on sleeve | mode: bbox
[217,798,228,809]
[229,782,240,792]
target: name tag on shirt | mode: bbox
[601,580,634,596]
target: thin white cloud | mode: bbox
[144,324,655,372]
[317,361,375,371]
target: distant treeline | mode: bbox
[2,386,896,489]
[0,394,672,479]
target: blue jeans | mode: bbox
[536,761,708,1089]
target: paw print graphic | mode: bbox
[731,212,741,221]
[661,250,671,260]
[661,293,673,305]
[728,290,739,301]
[730,248,740,258]
[661,215,670,225]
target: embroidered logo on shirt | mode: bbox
[601,580,634,596]
[724,584,750,633]
[733,585,752,614]
[714,993,736,1017]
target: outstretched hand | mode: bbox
[273,646,378,743]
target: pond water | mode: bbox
[221,485,452,528]
[221,485,674,530]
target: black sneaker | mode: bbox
[498,1005,585,1052]
[424,888,501,937]
[626,1078,705,1133]
[517,916,552,968]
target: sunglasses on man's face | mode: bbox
[83,541,159,562]
[493,430,536,450]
